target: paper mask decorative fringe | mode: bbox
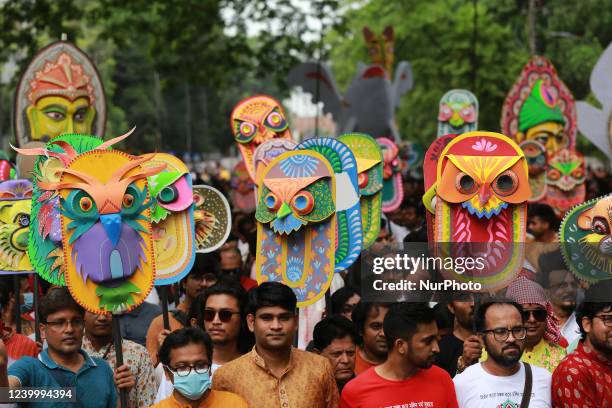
[576,43,612,159]
[143,153,195,285]
[545,148,586,218]
[377,137,404,213]
[192,185,231,253]
[560,194,612,283]
[297,137,362,272]
[338,133,383,249]
[14,42,106,147]
[437,90,479,138]
[433,131,530,291]
[253,139,298,185]
[230,95,292,181]
[501,56,576,150]
[255,150,336,307]
[0,180,33,273]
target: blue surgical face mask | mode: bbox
[21,292,33,313]
[172,370,211,400]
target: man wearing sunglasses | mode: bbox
[0,287,118,407]
[552,280,612,407]
[454,300,552,408]
[213,282,339,407]
[153,327,247,407]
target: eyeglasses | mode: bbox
[44,319,85,330]
[593,315,612,327]
[164,363,210,377]
[522,309,547,322]
[482,326,527,342]
[203,309,240,323]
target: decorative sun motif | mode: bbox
[279,155,319,178]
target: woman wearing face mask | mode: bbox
[152,327,247,408]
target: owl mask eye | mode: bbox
[455,172,478,195]
[592,216,610,235]
[358,172,369,188]
[291,191,314,215]
[265,110,288,132]
[235,121,257,143]
[265,192,281,211]
[547,168,561,181]
[158,185,178,204]
[492,170,518,196]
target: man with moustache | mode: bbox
[340,303,458,408]
[82,311,158,408]
[312,315,358,393]
[552,280,612,407]
[351,302,390,374]
[0,287,118,407]
[213,282,338,407]
[454,300,552,408]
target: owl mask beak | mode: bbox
[276,202,292,219]
[478,184,492,207]
[100,213,122,247]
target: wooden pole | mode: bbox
[112,317,128,408]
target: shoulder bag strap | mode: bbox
[520,362,533,408]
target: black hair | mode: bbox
[39,287,84,323]
[537,250,569,287]
[312,315,358,351]
[351,301,391,335]
[246,282,296,315]
[0,278,13,309]
[528,203,560,230]
[330,287,358,316]
[191,252,221,277]
[432,302,454,332]
[383,302,435,349]
[577,280,612,340]
[159,327,213,366]
[474,299,523,333]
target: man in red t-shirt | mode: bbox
[341,303,458,408]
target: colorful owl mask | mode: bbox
[231,95,292,181]
[297,137,362,272]
[377,137,403,213]
[437,89,479,138]
[433,131,530,291]
[192,185,231,253]
[255,150,336,307]
[545,148,586,218]
[362,26,395,77]
[560,194,612,283]
[0,180,33,272]
[338,133,383,249]
[144,154,196,285]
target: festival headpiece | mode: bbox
[520,140,547,202]
[192,185,231,253]
[338,133,383,249]
[143,154,196,285]
[0,180,33,272]
[17,130,163,313]
[437,89,479,137]
[255,150,336,307]
[576,43,612,159]
[297,137,362,272]
[559,194,612,283]
[501,57,576,150]
[545,148,586,218]
[377,137,403,212]
[229,161,256,213]
[433,131,530,291]
[230,95,292,181]
[362,26,395,77]
[14,42,106,147]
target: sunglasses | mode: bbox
[522,309,547,322]
[203,309,240,323]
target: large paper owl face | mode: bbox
[338,133,383,249]
[437,89,478,137]
[231,95,292,181]
[297,137,362,272]
[546,148,586,218]
[255,150,336,307]
[144,154,195,285]
[34,137,163,313]
[378,137,403,213]
[192,185,231,253]
[0,180,33,272]
[434,132,531,290]
[560,194,612,283]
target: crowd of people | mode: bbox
[0,178,609,407]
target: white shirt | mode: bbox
[560,311,581,346]
[154,363,221,403]
[453,362,552,408]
